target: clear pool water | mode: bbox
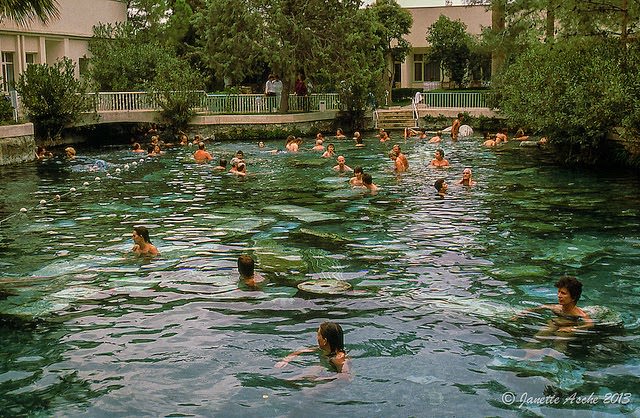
[0,135,639,416]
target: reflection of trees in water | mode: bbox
[0,320,102,415]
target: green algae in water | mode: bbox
[263,204,341,223]
[490,265,548,280]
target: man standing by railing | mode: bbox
[265,74,276,96]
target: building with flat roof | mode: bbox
[396,3,492,89]
[0,0,127,92]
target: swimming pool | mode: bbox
[0,135,639,416]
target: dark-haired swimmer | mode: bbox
[362,173,378,194]
[350,166,364,187]
[434,178,447,197]
[276,321,349,373]
[430,149,449,167]
[132,226,159,256]
[237,254,265,288]
[213,158,227,171]
[513,276,593,334]
[322,144,336,159]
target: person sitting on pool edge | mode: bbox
[131,226,159,257]
[275,321,349,373]
[237,254,265,288]
[513,276,593,334]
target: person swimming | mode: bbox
[237,254,265,288]
[275,321,348,373]
[131,226,159,257]
[513,276,593,334]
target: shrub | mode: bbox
[0,95,14,124]
[15,58,92,140]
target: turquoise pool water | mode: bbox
[0,135,639,416]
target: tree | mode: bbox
[369,0,413,100]
[0,0,59,24]
[15,58,92,140]
[491,38,636,164]
[426,16,473,87]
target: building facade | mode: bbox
[0,0,127,92]
[396,4,492,89]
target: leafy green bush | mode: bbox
[492,38,633,164]
[15,58,92,140]
[0,95,14,124]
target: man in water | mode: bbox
[193,142,213,163]
[238,254,265,288]
[451,113,463,141]
[362,173,378,194]
[391,144,408,172]
[430,149,450,168]
[333,155,353,173]
[434,178,447,197]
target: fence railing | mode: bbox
[87,92,341,114]
[418,92,490,108]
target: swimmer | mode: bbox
[429,131,443,143]
[353,131,362,143]
[230,150,245,167]
[178,131,189,145]
[495,129,508,143]
[458,168,476,187]
[285,136,299,152]
[350,166,364,186]
[193,142,213,163]
[354,134,365,148]
[513,276,593,334]
[430,149,450,168]
[482,132,497,147]
[132,142,145,153]
[335,128,347,139]
[65,147,76,159]
[230,161,247,176]
[451,113,463,141]
[514,128,529,141]
[192,134,203,145]
[35,146,53,159]
[131,226,159,257]
[379,129,390,142]
[147,144,157,156]
[237,254,265,288]
[258,141,265,148]
[275,321,349,373]
[153,144,163,155]
[404,127,420,139]
[312,138,325,152]
[362,173,378,194]
[322,143,336,159]
[213,158,227,171]
[434,178,447,196]
[333,155,353,173]
[391,144,408,172]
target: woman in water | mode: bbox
[276,321,348,373]
[457,168,476,187]
[131,226,159,257]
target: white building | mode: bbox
[396,3,492,89]
[0,0,127,92]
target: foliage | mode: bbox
[369,0,413,98]
[391,88,423,102]
[0,0,58,24]
[492,37,632,164]
[15,58,92,140]
[151,57,205,132]
[426,16,474,87]
[0,95,13,124]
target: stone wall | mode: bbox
[0,124,35,166]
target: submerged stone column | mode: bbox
[0,123,35,166]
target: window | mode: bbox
[413,54,423,82]
[26,53,37,66]
[413,53,441,82]
[1,52,15,92]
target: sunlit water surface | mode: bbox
[0,135,639,417]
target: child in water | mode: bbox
[276,321,348,373]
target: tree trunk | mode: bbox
[491,0,506,77]
[385,52,395,105]
[279,71,290,113]
[545,1,555,43]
